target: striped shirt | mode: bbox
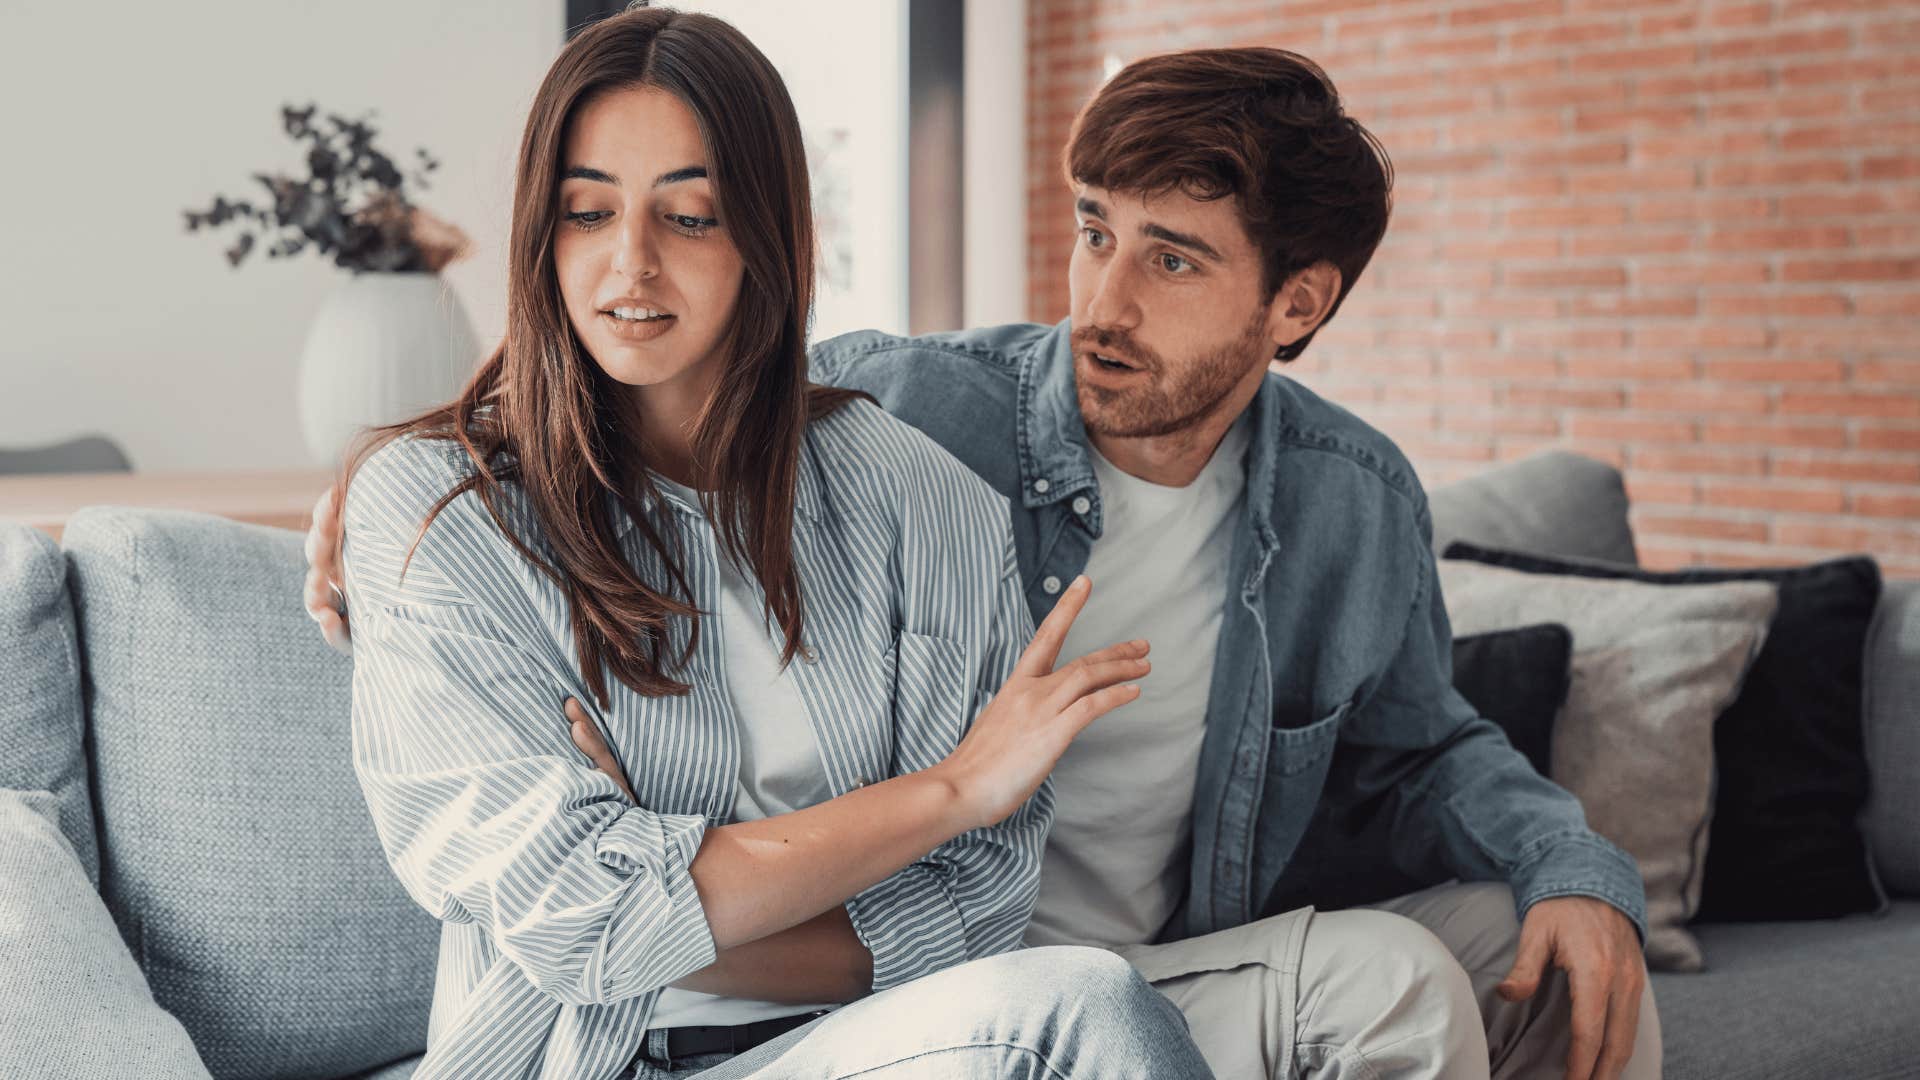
[341,399,1046,1080]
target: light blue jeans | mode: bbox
[624,946,1213,1078]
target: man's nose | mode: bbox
[1084,259,1139,330]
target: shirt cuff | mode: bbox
[1507,831,1649,944]
[844,862,970,991]
[595,809,717,1001]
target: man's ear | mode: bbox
[1264,261,1344,355]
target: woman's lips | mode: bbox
[600,311,676,342]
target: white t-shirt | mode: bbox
[1023,414,1250,949]
[647,477,838,1029]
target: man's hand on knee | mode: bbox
[1497,896,1646,1080]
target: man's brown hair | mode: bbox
[1066,47,1393,362]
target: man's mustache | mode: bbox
[1071,327,1160,372]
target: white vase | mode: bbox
[296,271,483,465]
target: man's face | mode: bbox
[1068,185,1276,439]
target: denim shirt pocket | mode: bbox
[1252,700,1352,906]
[886,628,971,773]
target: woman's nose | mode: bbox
[611,215,659,280]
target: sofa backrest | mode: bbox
[1430,450,1919,900]
[0,524,98,884]
[61,507,436,1080]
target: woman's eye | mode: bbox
[563,210,610,230]
[1159,252,1193,274]
[669,214,720,236]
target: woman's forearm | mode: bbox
[686,769,968,951]
[668,906,872,1002]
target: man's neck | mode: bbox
[1085,372,1262,488]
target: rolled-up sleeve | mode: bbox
[343,439,718,1006]
[844,535,1051,990]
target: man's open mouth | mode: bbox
[1091,352,1138,372]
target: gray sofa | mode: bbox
[1,450,1915,1079]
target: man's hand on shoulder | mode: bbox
[303,485,353,655]
[1498,895,1647,1080]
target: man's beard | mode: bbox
[1072,307,1269,439]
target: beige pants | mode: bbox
[1110,882,1662,1079]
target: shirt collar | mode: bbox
[1016,319,1099,510]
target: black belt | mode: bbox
[646,1009,828,1065]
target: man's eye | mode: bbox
[1159,253,1193,274]
[1081,226,1106,248]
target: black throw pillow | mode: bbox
[1451,623,1573,778]
[1442,541,1886,922]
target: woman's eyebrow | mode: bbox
[558,164,709,187]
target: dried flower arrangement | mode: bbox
[184,104,469,273]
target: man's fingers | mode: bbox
[1592,970,1643,1080]
[1496,922,1551,1002]
[1563,966,1609,1080]
[1050,657,1150,709]
[1013,575,1090,677]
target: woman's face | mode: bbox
[553,86,744,427]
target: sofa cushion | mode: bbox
[1437,559,1779,972]
[0,524,98,884]
[1443,543,1887,923]
[1450,623,1572,778]
[1864,578,1920,897]
[62,507,437,1080]
[0,787,210,1079]
[1427,450,1638,565]
[1653,900,1920,1080]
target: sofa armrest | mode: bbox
[0,787,211,1079]
[1864,579,1920,898]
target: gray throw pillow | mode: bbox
[0,524,98,884]
[0,787,210,1078]
[1437,560,1778,972]
[61,508,437,1080]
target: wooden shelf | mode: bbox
[0,469,334,541]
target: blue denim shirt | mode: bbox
[811,319,1648,944]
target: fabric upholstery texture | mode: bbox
[61,507,437,1080]
[0,524,98,884]
[0,787,210,1079]
[1436,559,1778,972]
[1426,450,1639,565]
[1653,901,1920,1080]
[1443,543,1886,922]
[1864,579,1920,898]
[1449,623,1573,778]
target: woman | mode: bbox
[333,7,1208,1078]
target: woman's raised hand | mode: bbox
[931,575,1148,831]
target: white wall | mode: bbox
[0,0,560,470]
[964,0,1027,329]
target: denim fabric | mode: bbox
[810,320,1648,942]
[630,947,1212,1078]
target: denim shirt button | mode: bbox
[1042,575,1062,595]
[1032,478,1051,494]
[1071,496,1091,515]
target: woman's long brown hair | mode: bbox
[334,6,865,706]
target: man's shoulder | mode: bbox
[808,397,1011,525]
[811,322,1049,384]
[1262,371,1431,525]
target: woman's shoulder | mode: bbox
[807,397,1008,523]
[344,433,536,560]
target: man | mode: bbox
[309,47,1658,1079]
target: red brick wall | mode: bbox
[1027,0,1920,575]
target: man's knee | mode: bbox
[1305,909,1478,1017]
